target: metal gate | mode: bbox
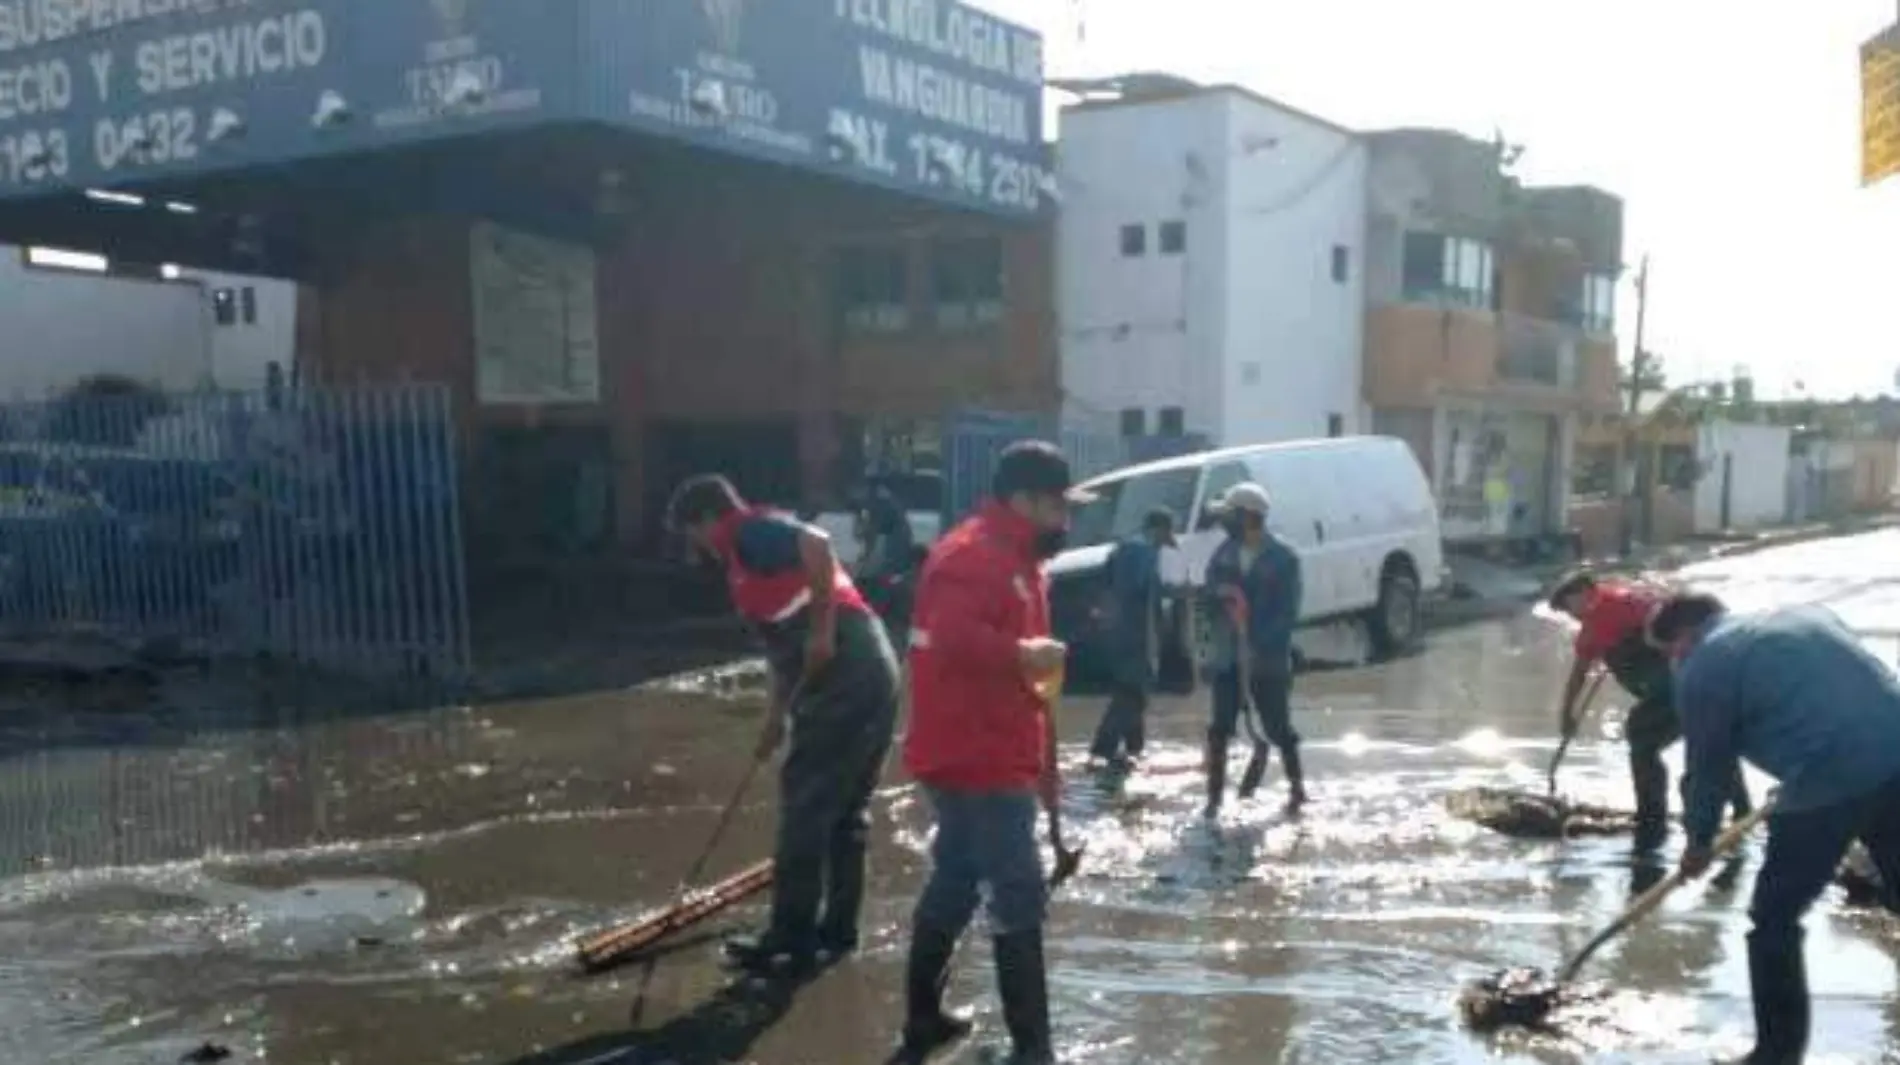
[0,384,470,680]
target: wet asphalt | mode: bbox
[3,531,1900,1065]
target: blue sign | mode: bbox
[0,0,573,199]
[581,0,1047,215]
[0,0,1045,217]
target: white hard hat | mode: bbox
[1214,482,1272,515]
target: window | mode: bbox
[1119,223,1146,257]
[834,244,910,333]
[212,287,238,326]
[1066,466,1199,550]
[1327,413,1345,437]
[930,237,1004,329]
[1400,230,1493,309]
[1581,273,1616,334]
[1119,408,1146,438]
[1196,461,1252,529]
[1331,244,1350,284]
[1157,406,1184,436]
[240,285,258,325]
[1159,220,1186,255]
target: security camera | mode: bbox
[442,67,487,108]
[689,79,728,118]
[207,107,246,143]
[312,90,352,129]
[1036,172,1063,203]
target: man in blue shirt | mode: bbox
[1200,482,1306,819]
[1087,508,1176,769]
[1651,593,1900,1064]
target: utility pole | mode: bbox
[1618,255,1651,556]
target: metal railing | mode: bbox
[0,384,470,681]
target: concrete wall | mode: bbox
[1057,87,1365,446]
[1694,420,1791,532]
[1850,437,1899,512]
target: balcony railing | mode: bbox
[1498,314,1578,388]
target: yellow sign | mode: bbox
[1864,22,1900,186]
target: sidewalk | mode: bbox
[1428,513,1900,629]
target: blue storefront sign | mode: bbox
[0,0,1045,216]
[0,0,574,197]
[580,0,1047,215]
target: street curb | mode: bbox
[1426,515,1900,631]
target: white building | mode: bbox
[0,246,295,402]
[1056,76,1369,448]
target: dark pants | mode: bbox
[1745,772,1900,1060]
[1090,679,1148,760]
[912,787,1045,937]
[1625,694,1753,839]
[765,611,900,952]
[1207,662,1303,802]
[1605,633,1749,840]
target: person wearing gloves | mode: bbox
[1198,481,1306,820]
[1652,593,1900,1064]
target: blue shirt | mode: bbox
[1104,536,1162,654]
[1202,531,1303,670]
[1677,604,1900,848]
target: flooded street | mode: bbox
[5,532,1900,1064]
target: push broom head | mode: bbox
[1458,966,1563,1032]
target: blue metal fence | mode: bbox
[941,409,1209,520]
[0,384,469,681]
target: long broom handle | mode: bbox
[1546,670,1608,794]
[1556,798,1774,984]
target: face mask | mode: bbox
[1033,528,1068,559]
[1221,513,1246,537]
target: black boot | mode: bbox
[892,924,973,1063]
[1733,930,1809,1064]
[1202,734,1227,820]
[1280,742,1308,814]
[1235,743,1269,800]
[993,929,1054,1065]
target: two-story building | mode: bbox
[1363,129,1623,547]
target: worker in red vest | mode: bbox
[894,441,1072,1065]
[665,473,900,978]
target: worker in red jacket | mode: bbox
[665,473,900,978]
[894,441,1072,1065]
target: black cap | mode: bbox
[990,440,1072,500]
[1143,507,1178,546]
[664,473,743,531]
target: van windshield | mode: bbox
[1066,467,1199,551]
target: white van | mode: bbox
[1047,436,1446,673]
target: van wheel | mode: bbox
[1367,568,1421,658]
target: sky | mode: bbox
[982,0,1900,400]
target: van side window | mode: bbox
[1196,461,1252,529]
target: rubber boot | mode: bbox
[1731,930,1809,1065]
[1202,734,1227,820]
[1235,743,1270,800]
[993,930,1055,1064]
[892,925,973,1064]
[1281,742,1309,814]
[1630,745,1669,853]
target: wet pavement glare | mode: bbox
[5,531,1900,1064]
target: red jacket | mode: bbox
[707,506,868,626]
[904,501,1051,792]
[1574,581,1663,663]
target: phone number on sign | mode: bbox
[905,132,1046,211]
[0,106,215,185]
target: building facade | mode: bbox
[1056,77,1368,446]
[1363,129,1623,545]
